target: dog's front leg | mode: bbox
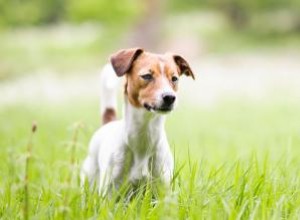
[98,168,111,196]
[154,147,174,186]
[160,160,174,185]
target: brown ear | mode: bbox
[173,55,195,80]
[110,48,144,77]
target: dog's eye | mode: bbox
[141,74,153,81]
[171,76,178,83]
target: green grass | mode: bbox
[1,98,300,219]
[0,25,124,80]
[2,18,300,81]
[202,27,300,54]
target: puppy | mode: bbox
[81,48,194,194]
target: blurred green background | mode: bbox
[0,0,299,28]
[0,0,300,80]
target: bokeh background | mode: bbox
[1,0,300,162]
[1,0,300,104]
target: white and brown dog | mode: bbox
[81,48,194,194]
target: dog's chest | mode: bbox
[122,105,165,182]
[125,131,159,182]
[127,131,157,155]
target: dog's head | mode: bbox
[110,48,194,113]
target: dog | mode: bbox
[81,48,194,195]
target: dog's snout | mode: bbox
[162,93,176,106]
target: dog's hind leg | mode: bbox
[80,155,98,188]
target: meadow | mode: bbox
[1,6,300,218]
[1,97,300,219]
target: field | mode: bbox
[1,11,300,219]
[1,97,300,219]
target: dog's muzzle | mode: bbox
[144,93,176,113]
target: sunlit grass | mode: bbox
[0,24,123,80]
[2,16,300,81]
[0,99,300,219]
[202,27,300,53]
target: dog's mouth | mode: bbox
[143,103,174,113]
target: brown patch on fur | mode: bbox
[110,48,144,77]
[110,48,194,109]
[102,108,116,125]
[124,53,180,108]
[173,55,195,79]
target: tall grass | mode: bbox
[23,122,37,220]
[0,99,300,219]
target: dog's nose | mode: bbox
[162,93,176,106]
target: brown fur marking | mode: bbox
[102,108,116,125]
[110,48,144,77]
[125,52,181,108]
[110,48,194,109]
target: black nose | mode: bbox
[162,94,176,106]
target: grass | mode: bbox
[202,27,300,54]
[0,24,124,80]
[1,9,300,218]
[1,98,300,219]
[2,15,300,81]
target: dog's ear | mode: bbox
[110,48,144,77]
[173,55,195,80]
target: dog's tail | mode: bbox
[100,63,121,125]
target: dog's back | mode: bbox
[81,64,121,187]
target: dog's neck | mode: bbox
[124,98,166,155]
